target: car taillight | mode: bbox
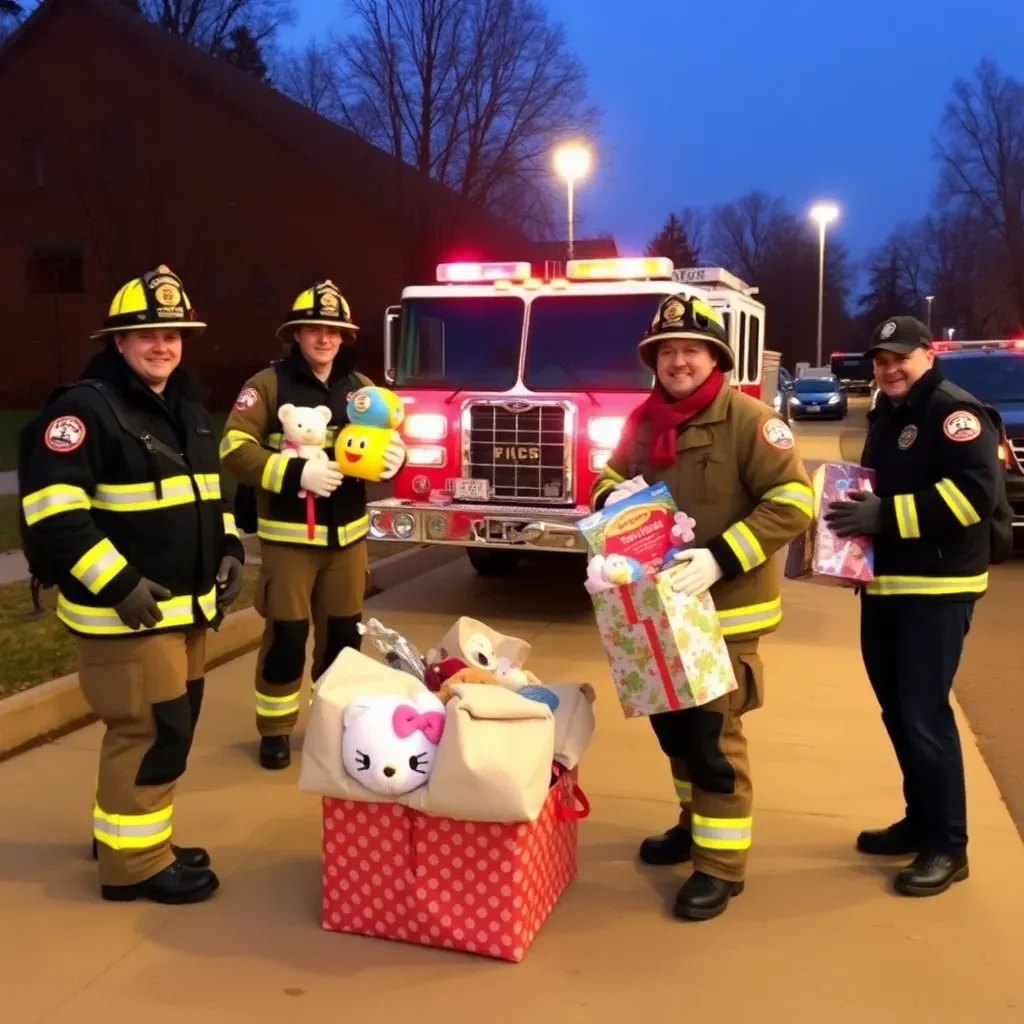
[403,413,447,441]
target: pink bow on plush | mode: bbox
[392,704,446,745]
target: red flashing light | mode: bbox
[436,261,531,283]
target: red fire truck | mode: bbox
[366,256,771,574]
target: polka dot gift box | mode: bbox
[320,767,587,962]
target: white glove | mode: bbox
[667,548,723,596]
[605,475,649,506]
[300,459,343,497]
[378,434,407,482]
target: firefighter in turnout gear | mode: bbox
[19,266,245,904]
[590,293,812,921]
[220,282,406,770]
[825,316,1001,898]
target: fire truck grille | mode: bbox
[465,403,569,503]
[1011,438,1024,467]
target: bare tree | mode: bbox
[334,0,598,239]
[139,0,295,56]
[708,192,791,280]
[936,59,1024,328]
[0,0,35,41]
[273,41,344,117]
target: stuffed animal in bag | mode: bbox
[437,665,503,704]
[341,692,446,798]
[428,617,532,675]
[278,403,333,500]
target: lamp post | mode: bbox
[925,294,935,336]
[809,201,840,367]
[553,143,591,261]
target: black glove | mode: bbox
[114,577,172,630]
[824,491,882,538]
[216,555,244,610]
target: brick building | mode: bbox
[0,0,540,409]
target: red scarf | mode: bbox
[621,369,725,469]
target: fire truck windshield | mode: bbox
[523,293,662,391]
[395,296,523,389]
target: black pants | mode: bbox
[860,595,974,856]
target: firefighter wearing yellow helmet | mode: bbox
[589,292,813,921]
[220,280,407,770]
[19,265,246,905]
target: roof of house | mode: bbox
[0,0,535,256]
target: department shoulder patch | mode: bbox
[44,415,87,453]
[761,417,795,451]
[943,410,982,443]
[234,386,259,411]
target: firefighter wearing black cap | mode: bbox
[826,315,1001,898]
[19,265,245,904]
[589,293,812,920]
[220,282,406,770]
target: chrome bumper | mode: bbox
[367,498,590,552]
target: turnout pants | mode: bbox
[78,629,206,887]
[253,539,368,736]
[860,595,973,856]
[649,639,764,883]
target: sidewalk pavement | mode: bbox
[1,556,1022,1023]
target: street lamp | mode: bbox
[809,201,840,367]
[553,143,591,261]
[925,294,935,336]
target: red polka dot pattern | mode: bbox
[320,769,581,962]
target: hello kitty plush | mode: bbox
[341,692,446,798]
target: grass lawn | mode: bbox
[0,564,261,699]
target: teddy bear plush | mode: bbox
[278,403,333,500]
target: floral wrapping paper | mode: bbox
[591,572,737,718]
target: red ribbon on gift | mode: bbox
[619,583,682,712]
[551,763,591,821]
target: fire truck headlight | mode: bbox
[392,512,416,539]
[407,446,446,467]
[587,416,625,448]
[404,413,447,441]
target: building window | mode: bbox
[27,250,85,295]
[738,311,748,383]
[23,136,45,187]
[748,314,761,384]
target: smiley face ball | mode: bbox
[347,386,404,430]
[336,423,391,482]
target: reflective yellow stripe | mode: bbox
[93,803,173,851]
[223,512,240,538]
[92,474,220,511]
[255,690,302,718]
[590,464,625,504]
[22,483,91,525]
[717,596,782,637]
[220,429,259,458]
[691,813,752,851]
[723,521,767,572]
[935,478,980,527]
[56,586,218,635]
[674,778,692,804]
[894,493,921,539]
[763,481,813,518]
[261,453,291,493]
[865,573,988,596]
[70,538,128,595]
[256,515,369,548]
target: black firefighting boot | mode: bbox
[856,818,920,857]
[259,735,291,770]
[894,853,969,897]
[638,825,693,866]
[101,861,220,905]
[673,871,745,922]
[92,838,211,869]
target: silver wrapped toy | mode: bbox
[356,617,427,682]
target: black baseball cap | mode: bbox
[864,316,931,357]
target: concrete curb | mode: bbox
[0,542,463,762]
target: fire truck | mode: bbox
[366,256,775,574]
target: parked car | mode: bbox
[786,373,848,420]
[830,352,873,394]
[773,366,796,421]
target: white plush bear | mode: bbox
[341,692,446,798]
[278,403,332,499]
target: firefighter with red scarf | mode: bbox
[591,293,813,921]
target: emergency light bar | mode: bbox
[566,256,674,281]
[436,261,532,283]
[932,339,1024,353]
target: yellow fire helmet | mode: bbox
[276,280,360,341]
[90,264,206,340]
[637,293,733,372]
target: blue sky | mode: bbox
[283,0,1024,273]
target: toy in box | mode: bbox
[784,462,876,587]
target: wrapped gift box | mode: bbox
[784,462,876,588]
[320,768,586,962]
[590,572,736,718]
